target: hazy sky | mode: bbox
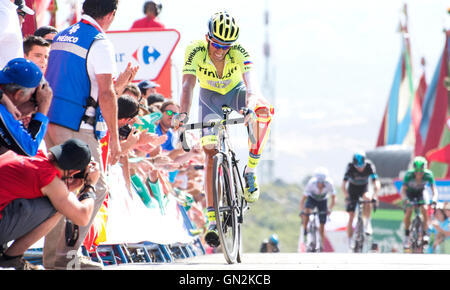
[59,0,449,184]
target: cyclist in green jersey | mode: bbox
[400,156,439,248]
[176,11,274,247]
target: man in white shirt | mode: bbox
[43,0,122,270]
[0,0,24,68]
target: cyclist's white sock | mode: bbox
[244,166,255,174]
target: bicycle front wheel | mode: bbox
[306,221,317,252]
[212,153,239,264]
[410,217,423,253]
[353,218,364,253]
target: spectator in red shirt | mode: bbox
[0,138,99,270]
[131,1,164,29]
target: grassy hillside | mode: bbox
[242,179,346,253]
[241,180,303,253]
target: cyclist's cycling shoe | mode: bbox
[364,222,373,236]
[422,234,430,245]
[243,171,260,203]
[403,236,410,249]
[205,224,220,248]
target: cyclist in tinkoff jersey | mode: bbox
[176,11,274,247]
[400,156,438,249]
[342,152,380,249]
[299,167,336,250]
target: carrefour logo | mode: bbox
[132,45,161,65]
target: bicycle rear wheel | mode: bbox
[212,153,239,264]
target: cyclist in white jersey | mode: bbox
[300,167,336,249]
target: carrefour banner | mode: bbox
[393,179,450,202]
[107,29,180,81]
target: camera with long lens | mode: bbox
[72,167,87,180]
[30,89,38,106]
[118,124,132,140]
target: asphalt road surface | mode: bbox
[108,252,450,270]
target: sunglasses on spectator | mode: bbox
[164,110,179,117]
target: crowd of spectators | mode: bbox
[0,0,207,270]
[427,203,450,253]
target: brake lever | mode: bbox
[241,107,257,145]
[180,129,190,152]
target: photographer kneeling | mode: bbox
[0,138,99,270]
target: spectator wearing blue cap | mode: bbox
[0,57,53,156]
[138,79,160,101]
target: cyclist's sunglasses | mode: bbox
[208,38,232,50]
[164,110,179,117]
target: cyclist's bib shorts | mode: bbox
[406,190,425,205]
[346,183,368,212]
[305,196,328,224]
[199,82,247,144]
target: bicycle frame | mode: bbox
[180,106,254,264]
[305,210,326,253]
[352,198,375,253]
[408,199,425,253]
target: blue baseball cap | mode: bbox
[0,58,42,88]
[138,80,160,90]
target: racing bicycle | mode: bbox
[352,197,377,253]
[180,105,256,264]
[406,198,427,253]
[302,210,327,252]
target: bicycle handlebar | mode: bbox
[299,210,329,216]
[179,108,257,152]
[356,198,378,212]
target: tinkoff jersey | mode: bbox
[182,39,252,95]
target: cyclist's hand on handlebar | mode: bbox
[371,198,378,212]
[240,107,257,127]
[402,198,409,210]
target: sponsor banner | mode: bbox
[29,164,193,250]
[394,179,450,202]
[107,29,180,81]
[100,164,193,245]
[378,178,402,205]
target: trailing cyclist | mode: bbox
[299,167,336,251]
[176,11,274,248]
[342,152,380,249]
[400,156,438,249]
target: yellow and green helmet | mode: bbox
[207,11,239,44]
